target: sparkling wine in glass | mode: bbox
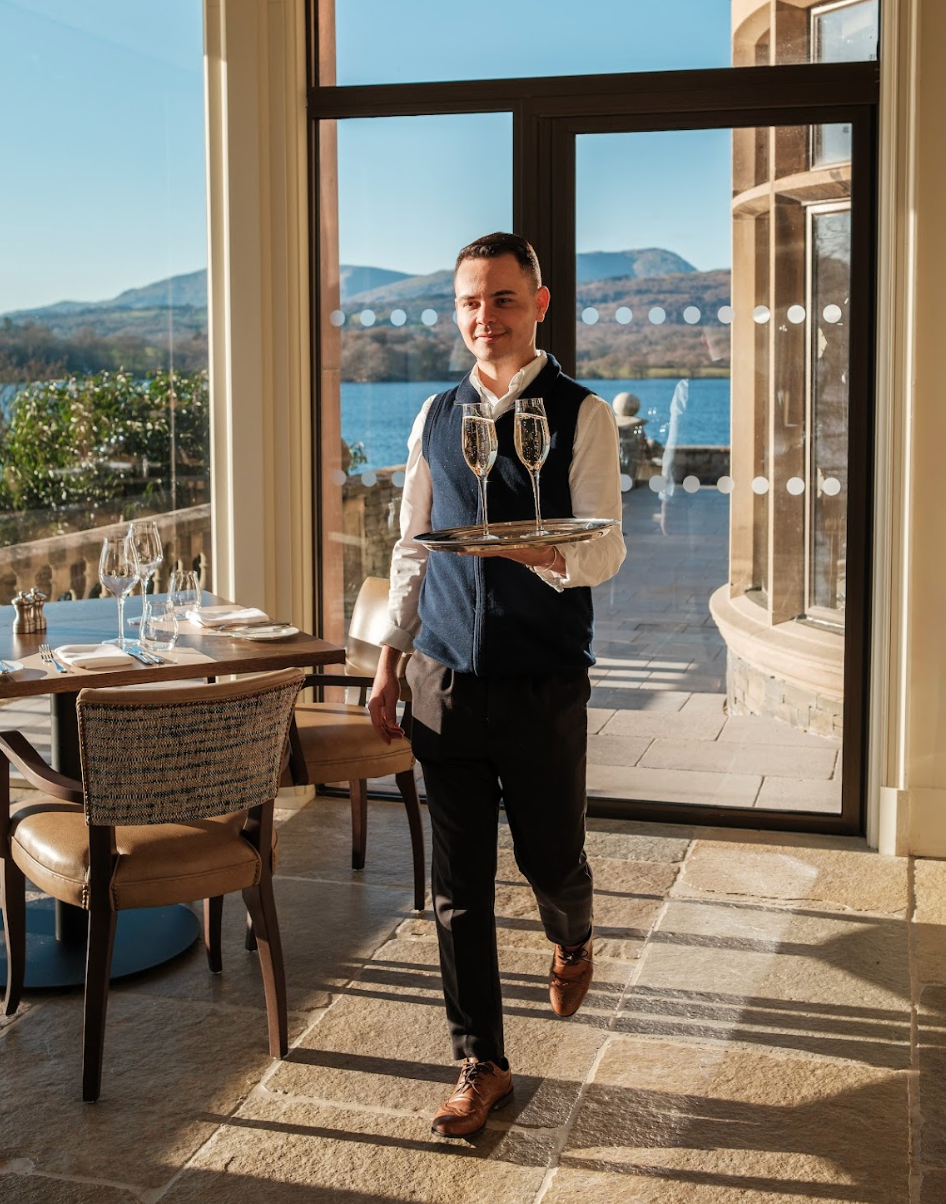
[514,396,550,535]
[129,519,163,628]
[99,535,140,649]
[461,401,499,538]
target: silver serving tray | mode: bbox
[416,517,618,553]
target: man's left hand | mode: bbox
[459,544,564,574]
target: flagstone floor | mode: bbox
[1,789,943,1203]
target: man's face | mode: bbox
[454,254,550,375]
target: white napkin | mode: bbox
[187,605,270,629]
[54,644,137,669]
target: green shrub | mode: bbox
[0,369,209,514]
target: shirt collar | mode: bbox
[470,350,547,414]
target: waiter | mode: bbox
[368,232,626,1138]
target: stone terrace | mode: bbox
[587,485,841,813]
[0,788,941,1202]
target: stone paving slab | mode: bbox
[617,899,911,1069]
[587,763,762,807]
[547,1036,909,1204]
[755,777,843,813]
[161,1093,554,1204]
[641,736,838,779]
[0,1176,137,1203]
[598,705,726,741]
[676,839,908,914]
[915,858,946,985]
[123,878,414,1020]
[917,985,946,1168]
[719,715,842,748]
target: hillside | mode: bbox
[0,251,731,382]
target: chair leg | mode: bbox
[244,908,258,952]
[350,779,368,870]
[82,904,117,1103]
[204,896,223,973]
[242,882,288,1058]
[395,768,426,912]
[1,857,26,1016]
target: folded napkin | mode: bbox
[54,644,137,669]
[187,606,270,629]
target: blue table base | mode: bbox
[0,898,201,989]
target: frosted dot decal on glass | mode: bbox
[581,307,599,325]
[682,475,701,493]
[361,470,377,487]
[683,306,701,325]
[619,473,633,492]
[823,304,843,324]
[615,306,633,325]
[329,310,346,327]
[787,305,806,324]
[359,309,376,327]
[787,476,806,495]
[390,309,407,327]
[751,476,770,494]
[648,474,666,493]
[421,309,438,326]
[649,307,667,325]
[717,305,734,324]
[752,305,771,324]
[823,476,842,496]
[717,475,734,494]
[330,469,347,486]
[391,470,406,488]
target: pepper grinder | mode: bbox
[11,588,47,634]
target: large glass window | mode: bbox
[318,113,511,639]
[0,2,211,606]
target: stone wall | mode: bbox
[726,647,844,739]
[0,505,212,604]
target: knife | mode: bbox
[126,645,165,666]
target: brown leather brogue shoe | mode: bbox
[549,931,593,1017]
[431,1058,513,1138]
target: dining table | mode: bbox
[0,593,346,989]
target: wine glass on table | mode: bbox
[461,401,499,539]
[514,396,550,535]
[99,535,140,649]
[128,519,163,630]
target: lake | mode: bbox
[341,377,731,472]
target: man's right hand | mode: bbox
[367,644,406,744]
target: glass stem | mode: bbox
[117,595,126,648]
[530,471,543,535]
[478,475,490,537]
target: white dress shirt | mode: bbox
[380,350,627,652]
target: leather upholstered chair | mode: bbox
[0,668,304,1102]
[284,577,425,912]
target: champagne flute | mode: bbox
[128,519,163,629]
[514,396,550,535]
[461,401,499,538]
[99,535,140,648]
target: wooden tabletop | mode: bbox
[0,595,346,700]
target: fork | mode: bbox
[40,643,69,673]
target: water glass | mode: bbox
[141,599,179,652]
[168,569,201,618]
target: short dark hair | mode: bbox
[454,232,542,290]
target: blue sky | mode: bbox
[0,0,735,313]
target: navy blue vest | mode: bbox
[416,355,595,677]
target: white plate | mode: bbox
[227,624,299,641]
[0,659,24,675]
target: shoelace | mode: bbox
[455,1058,493,1096]
[556,944,588,967]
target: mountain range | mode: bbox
[0,249,729,381]
[2,248,703,330]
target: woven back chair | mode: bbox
[283,577,425,911]
[0,668,303,1102]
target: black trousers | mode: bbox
[407,649,594,1063]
